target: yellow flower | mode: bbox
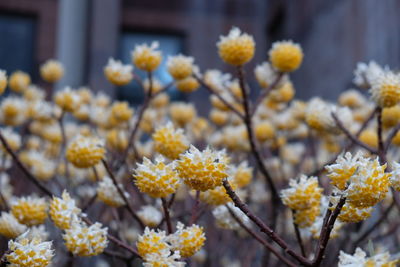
[254,120,275,142]
[110,101,134,123]
[0,127,21,152]
[132,41,162,71]
[269,82,295,103]
[151,92,170,108]
[209,109,229,126]
[217,27,255,66]
[269,40,303,72]
[200,185,233,206]
[106,129,128,151]
[231,161,253,188]
[175,76,200,93]
[337,202,373,223]
[40,59,64,83]
[167,54,194,80]
[137,206,163,227]
[0,70,7,95]
[382,105,400,128]
[6,236,54,267]
[9,71,31,93]
[143,77,163,94]
[152,122,189,160]
[97,176,128,207]
[134,156,181,198]
[169,102,196,126]
[104,58,133,86]
[370,71,400,108]
[0,96,27,126]
[338,89,366,108]
[359,129,378,149]
[54,87,81,112]
[63,221,108,256]
[137,228,169,258]
[11,196,48,226]
[66,135,105,168]
[176,145,230,191]
[339,247,398,267]
[0,212,27,239]
[326,152,361,190]
[169,222,206,258]
[49,191,81,230]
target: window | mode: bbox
[118,31,184,105]
[0,14,36,77]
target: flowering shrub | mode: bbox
[0,26,399,266]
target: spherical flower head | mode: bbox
[63,221,108,256]
[382,105,400,128]
[134,156,181,198]
[200,184,234,206]
[167,54,194,80]
[151,92,170,108]
[338,247,397,267]
[137,227,170,258]
[0,212,27,239]
[359,129,378,148]
[9,71,31,93]
[346,158,390,208]
[169,102,197,127]
[106,129,128,151]
[254,120,275,142]
[212,203,251,231]
[269,40,303,72]
[0,70,7,95]
[217,27,255,66]
[110,101,134,123]
[337,202,373,223]
[11,196,48,226]
[269,82,295,103]
[0,127,21,152]
[209,109,229,126]
[104,58,133,86]
[54,87,81,112]
[66,135,105,168]
[40,59,64,83]
[6,235,54,267]
[281,175,322,211]
[143,249,185,267]
[370,71,400,108]
[175,76,200,93]
[353,61,386,88]
[49,190,81,230]
[169,222,206,258]
[0,96,27,126]
[152,122,189,160]
[338,89,367,108]
[176,145,230,191]
[137,205,163,227]
[294,205,320,228]
[231,161,253,188]
[132,41,162,71]
[326,152,362,190]
[97,176,128,207]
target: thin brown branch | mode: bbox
[292,211,307,257]
[161,197,173,234]
[226,205,297,267]
[102,159,145,229]
[189,190,200,225]
[222,179,312,266]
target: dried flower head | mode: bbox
[217,27,255,66]
[176,145,230,191]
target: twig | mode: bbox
[222,179,312,266]
[82,193,98,212]
[102,159,145,229]
[189,191,200,225]
[161,197,173,234]
[226,204,297,267]
[332,112,377,154]
[292,211,307,257]
[384,123,400,152]
[0,131,53,197]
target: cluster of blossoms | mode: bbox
[0,24,399,267]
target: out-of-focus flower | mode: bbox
[40,59,64,83]
[11,196,48,226]
[134,156,180,198]
[231,161,253,188]
[217,27,255,66]
[254,62,287,88]
[132,41,162,71]
[167,54,194,80]
[106,129,128,151]
[0,97,27,126]
[254,120,275,142]
[137,205,163,227]
[6,235,54,267]
[104,58,133,86]
[169,222,206,258]
[97,176,128,207]
[200,184,233,206]
[152,122,189,160]
[63,221,108,256]
[110,101,134,123]
[0,212,27,238]
[269,40,303,72]
[338,89,367,108]
[212,203,250,231]
[176,145,230,191]
[359,128,378,148]
[353,61,386,88]
[0,70,7,95]
[338,247,397,267]
[370,71,400,108]
[175,76,200,93]
[54,87,81,112]
[169,102,196,126]
[0,127,21,152]
[66,135,105,168]
[9,71,31,93]
[382,105,400,128]
[49,191,81,230]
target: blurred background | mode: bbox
[1,0,400,108]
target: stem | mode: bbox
[102,159,145,229]
[251,72,283,116]
[189,191,200,225]
[226,205,296,267]
[222,179,312,266]
[161,197,173,234]
[82,193,98,212]
[0,131,53,197]
[292,211,306,257]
